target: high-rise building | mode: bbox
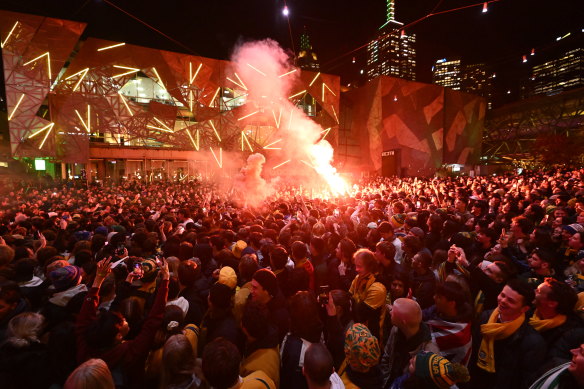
[433,59,494,108]
[462,63,488,93]
[297,27,320,71]
[432,58,462,90]
[366,0,416,81]
[462,63,494,109]
[529,48,584,96]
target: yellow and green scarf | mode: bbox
[477,308,524,373]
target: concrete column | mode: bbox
[97,160,106,181]
[86,163,92,182]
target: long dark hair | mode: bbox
[160,334,198,389]
[289,291,323,343]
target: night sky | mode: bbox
[1,0,583,86]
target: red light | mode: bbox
[482,2,488,13]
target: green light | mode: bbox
[386,0,395,22]
[34,159,46,171]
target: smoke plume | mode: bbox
[227,39,346,205]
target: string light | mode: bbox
[282,6,289,17]
[482,2,488,13]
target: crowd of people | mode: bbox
[0,167,583,389]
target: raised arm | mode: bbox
[76,257,112,362]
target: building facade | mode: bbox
[432,58,462,90]
[0,10,340,181]
[338,75,486,176]
[529,48,584,96]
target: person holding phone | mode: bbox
[76,257,170,388]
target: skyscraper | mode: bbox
[529,48,584,96]
[297,26,320,71]
[432,58,462,90]
[462,63,494,109]
[433,59,494,108]
[366,0,416,81]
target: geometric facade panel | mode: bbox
[0,11,86,157]
[443,88,485,165]
[344,76,485,176]
[1,11,340,165]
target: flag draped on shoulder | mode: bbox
[427,318,472,366]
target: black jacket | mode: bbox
[527,311,584,357]
[0,341,51,389]
[410,270,436,310]
[198,308,242,355]
[266,291,290,343]
[345,365,383,389]
[469,309,547,389]
[178,277,209,326]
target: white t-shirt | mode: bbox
[330,372,345,389]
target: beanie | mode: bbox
[252,269,278,297]
[563,223,584,235]
[409,227,425,239]
[414,351,470,389]
[140,259,159,283]
[95,226,108,236]
[241,246,256,257]
[49,265,82,291]
[390,214,405,229]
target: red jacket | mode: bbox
[76,279,168,388]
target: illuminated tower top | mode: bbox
[367,0,416,81]
[297,26,320,71]
[386,0,395,22]
[380,0,402,30]
[300,26,312,52]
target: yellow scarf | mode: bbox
[477,308,525,373]
[529,311,567,332]
[349,273,375,305]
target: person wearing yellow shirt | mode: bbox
[349,249,388,342]
[202,338,275,389]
